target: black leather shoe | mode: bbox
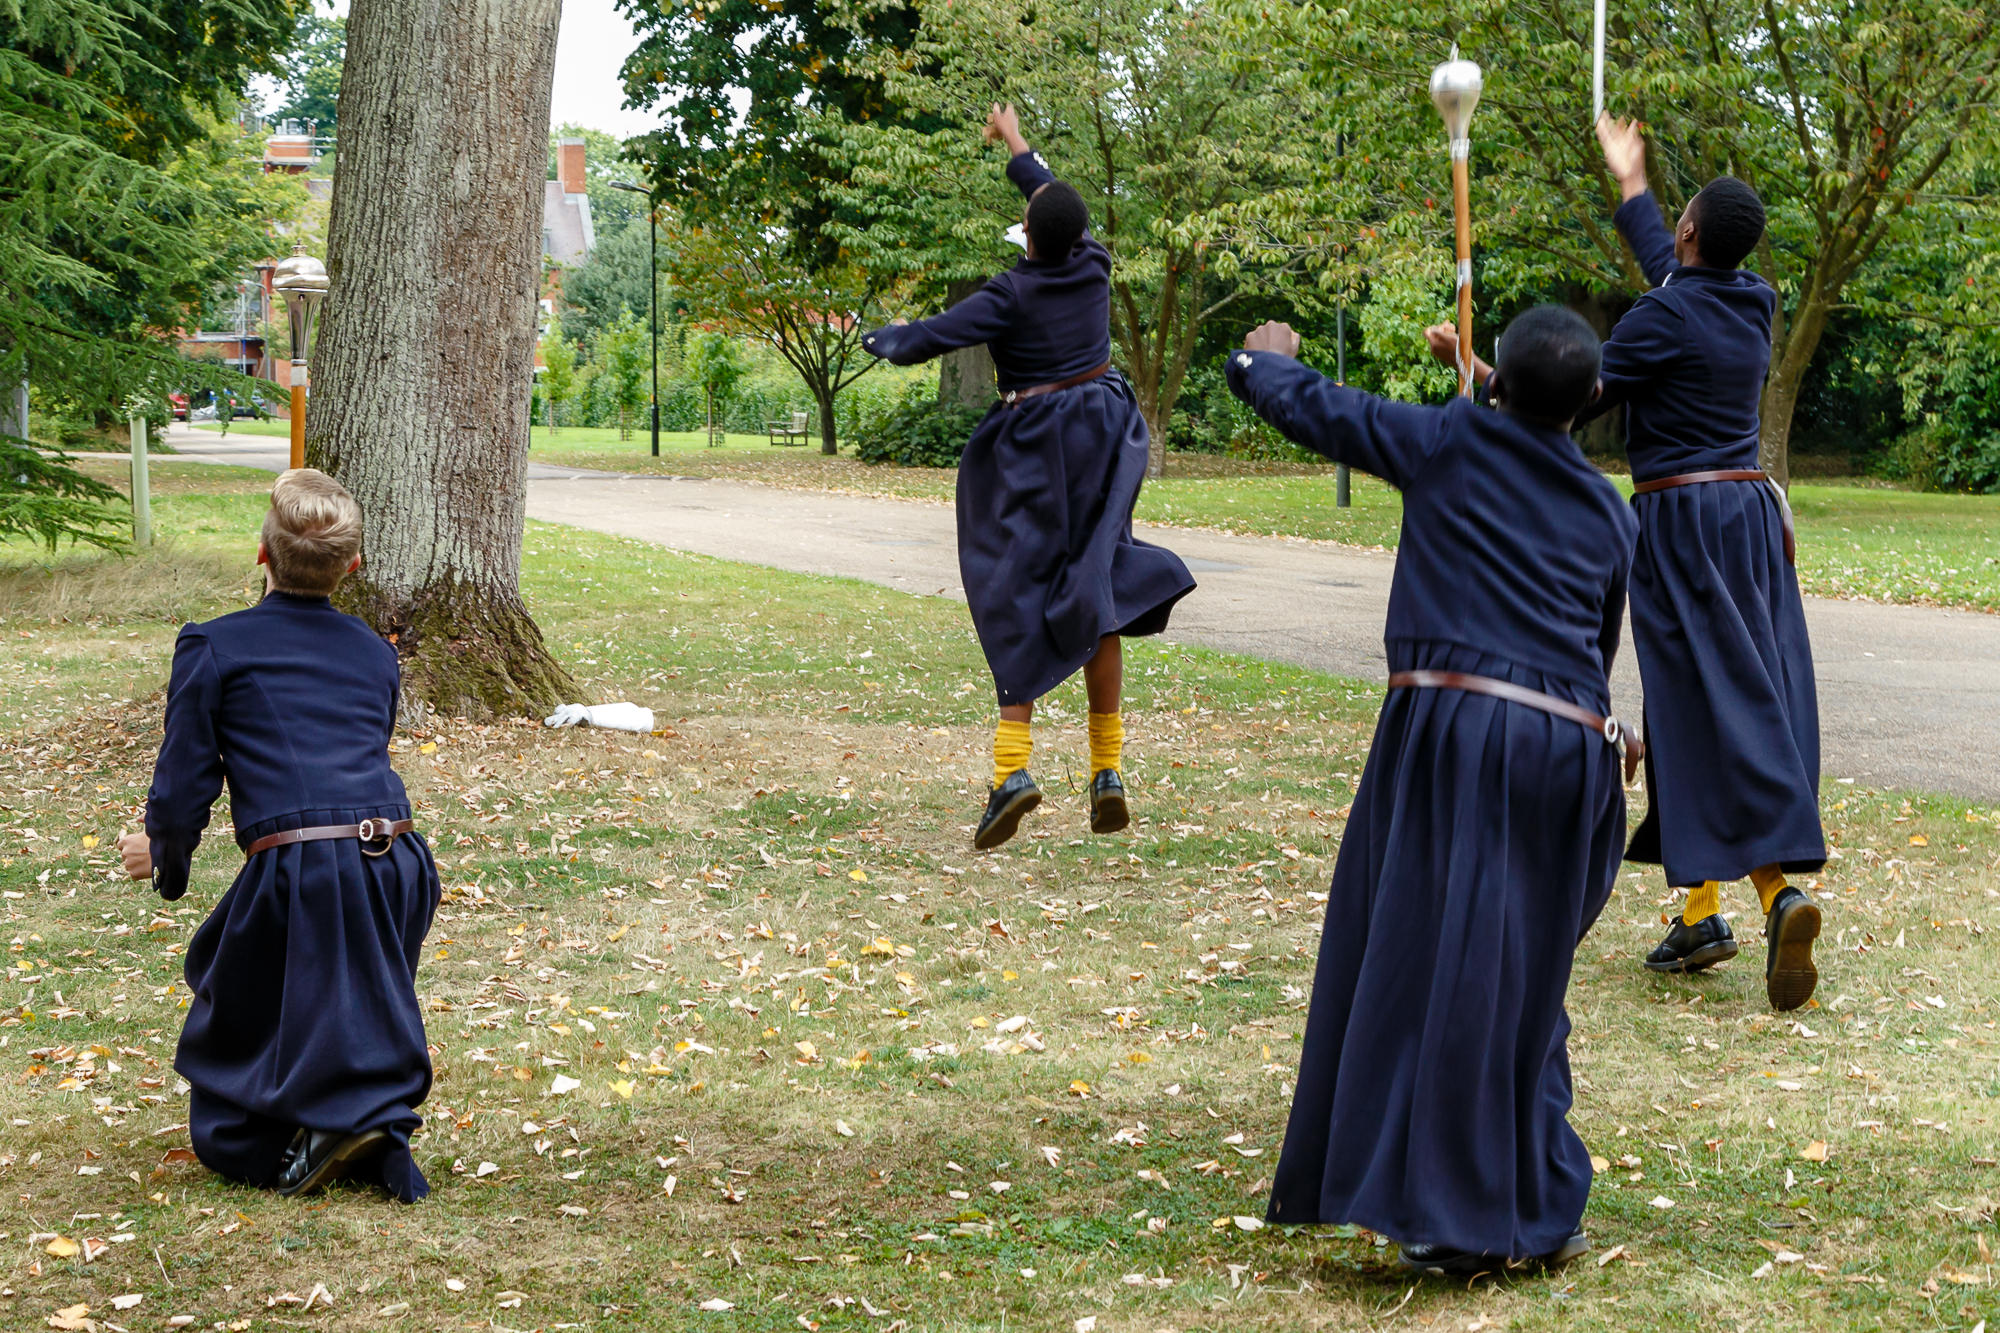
[1089,769,1129,834]
[1399,1230,1587,1277]
[276,1128,391,1197]
[1644,913,1739,973]
[974,769,1041,851]
[1764,886,1821,1011]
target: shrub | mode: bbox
[1879,421,2000,495]
[853,397,987,468]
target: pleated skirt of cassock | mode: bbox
[176,822,441,1202]
[1267,644,1626,1259]
[1622,481,1825,886]
[955,373,1195,707]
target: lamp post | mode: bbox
[271,243,328,469]
[611,180,661,458]
[1430,46,1483,398]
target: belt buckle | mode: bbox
[1601,717,1622,744]
[1002,389,1019,407]
[357,818,395,857]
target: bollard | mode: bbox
[129,415,152,547]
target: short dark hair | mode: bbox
[1690,176,1766,269]
[1026,181,1089,259]
[1493,305,1602,424]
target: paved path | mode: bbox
[157,429,2000,800]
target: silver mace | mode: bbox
[1430,45,1483,397]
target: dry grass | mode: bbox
[1,482,1997,1333]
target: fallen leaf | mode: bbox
[1800,1140,1829,1163]
[44,1237,79,1258]
[1074,1319,1097,1333]
[549,1074,581,1096]
[609,1079,635,1099]
[1649,1196,1674,1209]
[835,1120,855,1138]
[1596,1244,1626,1267]
[47,1305,92,1332]
[110,1296,141,1312]
[699,1298,735,1312]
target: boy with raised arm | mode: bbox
[1430,118,1826,1011]
[860,104,1194,850]
[1230,308,1635,1275]
[117,469,442,1200]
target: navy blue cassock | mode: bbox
[145,591,440,1202]
[1228,350,1636,1257]
[1577,192,1826,887]
[860,151,1195,707]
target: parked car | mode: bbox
[168,392,189,421]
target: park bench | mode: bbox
[768,411,810,447]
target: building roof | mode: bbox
[543,182,595,269]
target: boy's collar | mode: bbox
[262,589,334,606]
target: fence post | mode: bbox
[129,415,152,547]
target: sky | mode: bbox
[271,0,660,140]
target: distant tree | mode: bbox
[274,9,345,133]
[538,320,579,435]
[670,218,888,455]
[561,215,664,350]
[683,331,748,447]
[596,308,649,440]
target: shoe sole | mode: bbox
[1399,1233,1587,1278]
[278,1129,390,1198]
[1767,899,1821,1011]
[1642,936,1739,974]
[1090,792,1130,835]
[974,787,1041,851]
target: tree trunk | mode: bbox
[816,385,838,456]
[937,279,996,408]
[308,0,574,719]
[1758,290,1834,492]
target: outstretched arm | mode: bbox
[143,627,226,901]
[861,282,1016,366]
[1598,115,1678,287]
[1225,322,1448,491]
[1572,296,1684,428]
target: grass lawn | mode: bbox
[2,461,1997,1331]
[191,423,2000,613]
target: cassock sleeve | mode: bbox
[1572,295,1685,429]
[1225,350,1448,491]
[861,282,1016,366]
[144,626,225,901]
[1614,191,1680,288]
[1005,149,1058,201]
[1598,547,1631,680]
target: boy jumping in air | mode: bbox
[861,105,1194,849]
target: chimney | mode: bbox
[558,138,587,197]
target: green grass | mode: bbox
[2,462,1998,1330]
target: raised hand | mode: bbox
[1424,323,1460,370]
[1243,321,1301,358]
[1595,114,1648,200]
[984,103,1028,155]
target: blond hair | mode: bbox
[262,468,362,596]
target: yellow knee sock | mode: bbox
[1087,711,1124,775]
[1750,865,1789,915]
[993,719,1032,788]
[1682,881,1722,926]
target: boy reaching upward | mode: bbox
[1430,117,1826,1011]
[861,104,1194,850]
[118,469,441,1201]
[1232,308,1636,1274]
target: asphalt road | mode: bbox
[159,429,2000,800]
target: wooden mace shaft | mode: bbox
[1451,153,1474,398]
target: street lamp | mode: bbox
[611,180,661,457]
[271,242,328,470]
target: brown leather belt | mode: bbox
[1001,362,1110,408]
[1632,468,1795,565]
[1388,670,1643,784]
[244,818,414,859]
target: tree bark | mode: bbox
[815,383,838,456]
[937,279,996,408]
[308,0,575,719]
